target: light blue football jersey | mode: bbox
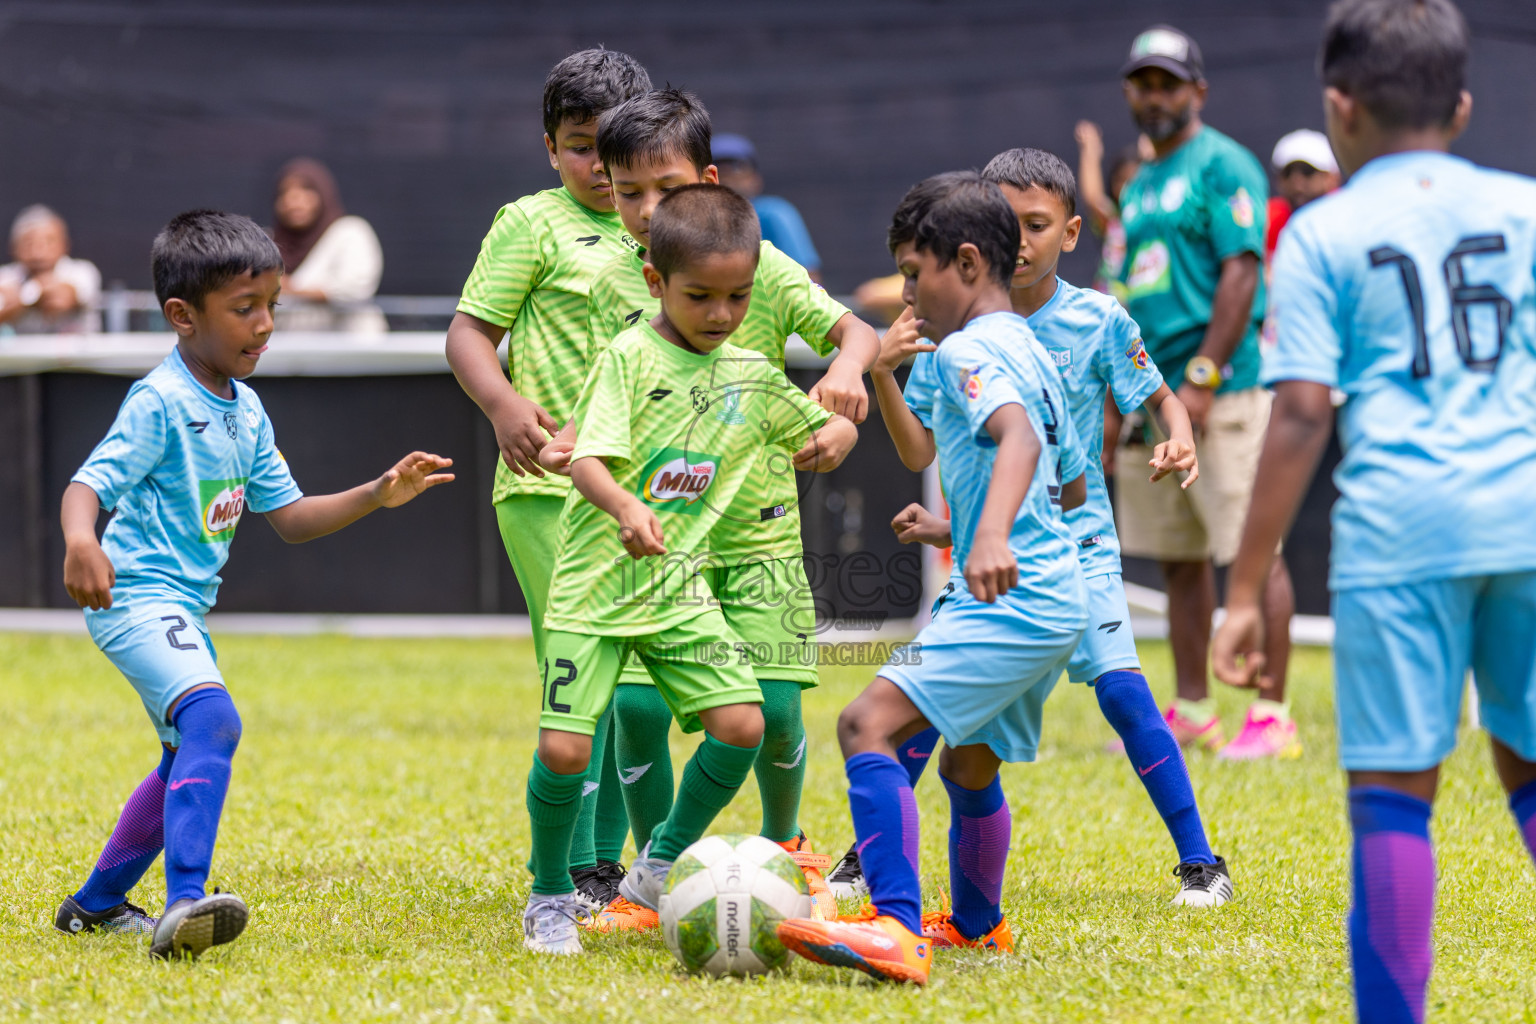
[72,348,303,639]
[1265,151,1536,589]
[1027,279,1164,578]
[904,348,941,430]
[930,311,1087,626]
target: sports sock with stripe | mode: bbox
[163,687,240,905]
[648,732,762,861]
[897,725,940,789]
[74,745,176,913]
[1095,670,1214,865]
[1348,786,1434,1024]
[845,751,922,933]
[1508,777,1536,864]
[525,752,586,895]
[753,680,805,843]
[940,772,1008,940]
[568,702,623,870]
[613,683,675,852]
[592,712,630,864]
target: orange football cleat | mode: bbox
[776,833,835,921]
[585,896,659,933]
[920,910,1014,951]
[778,912,931,984]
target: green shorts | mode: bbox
[614,555,820,688]
[496,494,567,668]
[542,612,764,736]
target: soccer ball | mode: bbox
[659,833,812,977]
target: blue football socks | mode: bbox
[1509,777,1536,864]
[845,752,922,933]
[940,772,1008,940]
[163,687,242,905]
[75,745,176,913]
[1095,670,1214,865]
[897,726,940,789]
[1348,786,1434,1024]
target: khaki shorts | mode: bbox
[1114,386,1271,566]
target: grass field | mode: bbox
[3,631,1534,1023]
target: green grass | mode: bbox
[3,631,1534,1023]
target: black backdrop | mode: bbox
[3,0,1535,296]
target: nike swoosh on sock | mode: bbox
[1138,756,1170,777]
[167,777,212,790]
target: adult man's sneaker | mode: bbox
[1171,856,1234,907]
[825,843,867,900]
[920,910,1014,951]
[586,896,660,933]
[776,833,833,920]
[617,852,672,912]
[522,893,590,955]
[570,860,626,915]
[1217,704,1301,760]
[778,912,931,984]
[55,895,156,936]
[148,891,248,960]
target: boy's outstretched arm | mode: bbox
[445,311,556,478]
[1143,384,1200,487]
[870,308,937,471]
[791,415,858,473]
[61,482,115,610]
[807,312,879,424]
[966,402,1040,604]
[570,456,666,560]
[1211,380,1332,688]
[265,452,454,544]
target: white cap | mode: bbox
[1271,129,1338,173]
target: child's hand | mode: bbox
[1149,438,1199,488]
[616,500,666,559]
[539,435,575,476]
[873,307,936,374]
[963,530,1017,604]
[492,395,558,478]
[792,416,858,472]
[373,452,455,508]
[1075,120,1104,159]
[807,362,869,424]
[63,538,116,610]
[891,503,952,548]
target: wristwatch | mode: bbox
[1185,356,1221,390]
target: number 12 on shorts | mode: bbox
[542,657,576,714]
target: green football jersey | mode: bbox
[1118,126,1268,393]
[585,240,848,563]
[544,323,832,636]
[458,187,637,501]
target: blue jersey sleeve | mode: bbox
[941,337,1027,447]
[752,196,821,271]
[902,350,939,428]
[244,407,303,513]
[1262,226,1342,388]
[72,383,168,510]
[1099,304,1164,414]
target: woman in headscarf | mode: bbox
[271,158,386,333]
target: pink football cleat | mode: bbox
[1217,704,1302,761]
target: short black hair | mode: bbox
[1320,0,1468,131]
[982,148,1078,217]
[151,210,283,309]
[647,184,760,280]
[542,47,652,139]
[887,172,1019,289]
[597,89,712,175]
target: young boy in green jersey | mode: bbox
[521,184,858,955]
[445,48,650,910]
[541,89,879,926]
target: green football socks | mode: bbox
[568,702,629,869]
[754,680,806,843]
[525,753,585,895]
[648,732,763,861]
[614,683,676,853]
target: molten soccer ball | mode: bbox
[659,833,812,977]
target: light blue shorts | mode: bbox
[1333,572,1536,772]
[89,605,225,745]
[879,580,1084,763]
[1066,573,1141,683]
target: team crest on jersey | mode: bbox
[198,478,249,541]
[1160,176,1188,213]
[222,411,238,439]
[1126,337,1151,370]
[714,387,747,425]
[243,407,259,429]
[637,447,722,515]
[690,386,711,415]
[1048,347,1073,370]
[964,374,984,401]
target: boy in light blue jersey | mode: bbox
[846,148,1231,909]
[1213,2,1536,1021]
[778,173,1089,984]
[55,211,453,960]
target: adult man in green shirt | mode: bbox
[1113,25,1298,760]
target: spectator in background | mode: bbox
[0,205,101,334]
[270,158,386,333]
[1075,121,1155,299]
[713,133,824,282]
[1264,129,1340,260]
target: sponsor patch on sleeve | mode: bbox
[1126,337,1151,370]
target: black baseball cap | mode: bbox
[1121,25,1205,82]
